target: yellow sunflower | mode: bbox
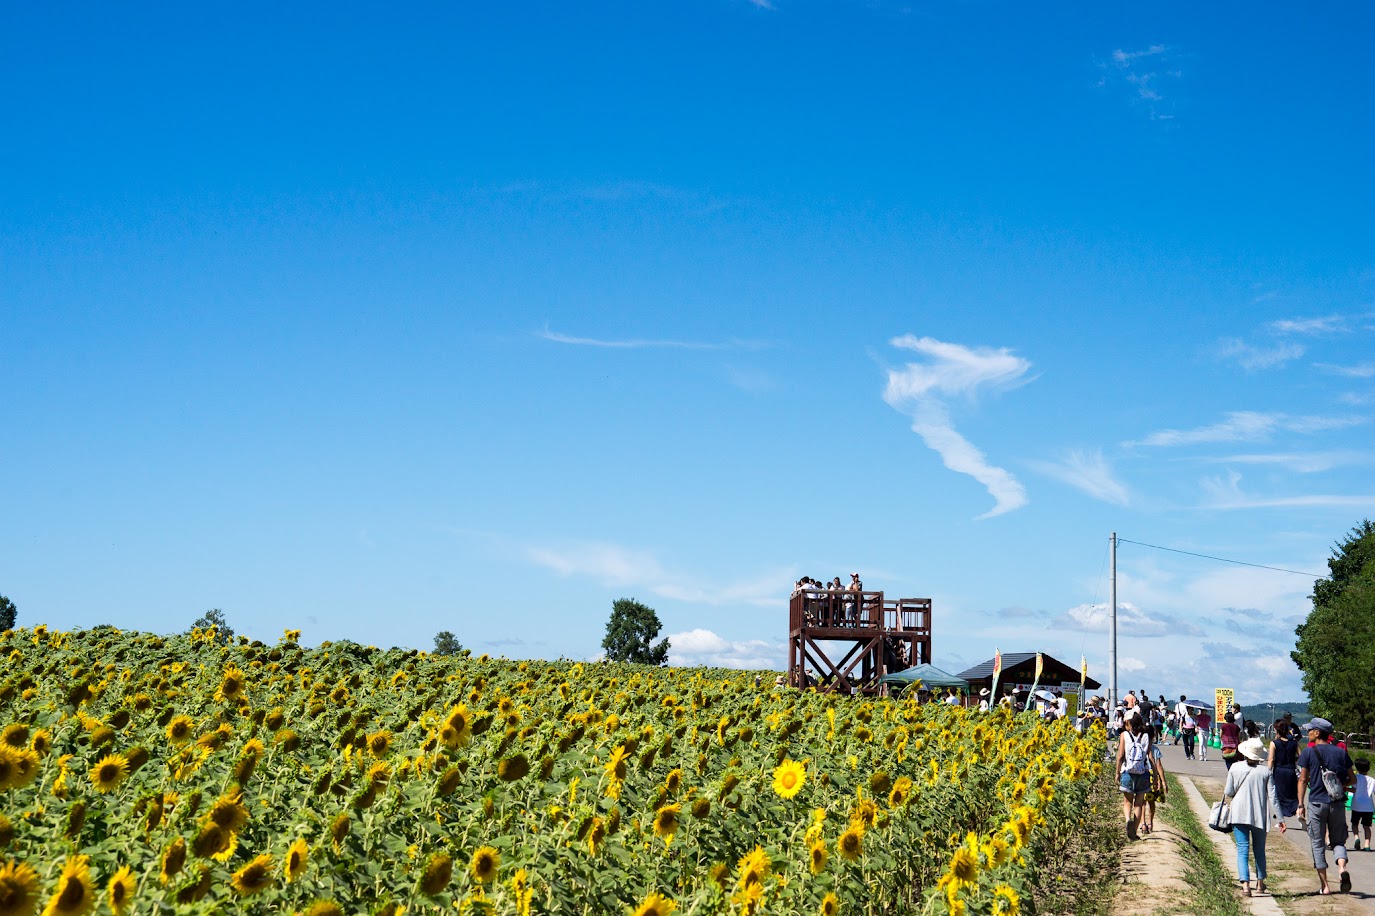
[772,758,806,799]
[808,839,829,875]
[652,803,682,846]
[229,854,274,896]
[736,846,771,888]
[165,716,194,744]
[837,824,864,862]
[470,846,500,884]
[888,776,914,808]
[419,853,453,896]
[216,667,246,703]
[204,791,250,834]
[0,725,28,750]
[585,816,607,856]
[510,869,533,916]
[819,891,841,916]
[442,705,473,747]
[83,753,127,794]
[106,866,137,916]
[304,903,345,916]
[159,838,187,885]
[992,884,1020,916]
[366,731,392,757]
[631,891,677,916]
[0,861,40,916]
[41,856,94,916]
[284,837,310,883]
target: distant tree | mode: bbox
[0,595,15,631]
[433,631,463,656]
[601,598,670,666]
[1292,520,1375,742]
[190,608,235,646]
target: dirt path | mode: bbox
[1110,818,1195,916]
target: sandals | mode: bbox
[1340,872,1352,893]
[1240,882,1252,897]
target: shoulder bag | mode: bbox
[1208,767,1252,833]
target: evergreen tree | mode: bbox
[0,594,15,631]
[601,598,670,665]
[1292,520,1375,741]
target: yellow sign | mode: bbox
[1215,689,1234,724]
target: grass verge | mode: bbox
[1030,767,1125,916]
[1156,772,1246,916]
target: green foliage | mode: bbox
[189,607,235,645]
[1292,520,1375,735]
[600,597,670,665]
[433,630,463,656]
[0,594,15,630]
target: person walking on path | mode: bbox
[1351,757,1374,851]
[1225,738,1273,897]
[1197,709,1212,762]
[1296,717,1356,895]
[1266,719,1300,831]
[1144,736,1168,833]
[1219,712,1242,772]
[1180,709,1199,760]
[1117,712,1153,840]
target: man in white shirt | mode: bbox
[1056,692,1068,719]
[1233,704,1246,735]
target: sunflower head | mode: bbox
[735,846,771,888]
[230,854,275,896]
[284,837,310,883]
[0,860,40,916]
[992,884,1021,916]
[160,838,187,885]
[419,852,453,896]
[366,731,392,757]
[330,813,351,850]
[496,754,529,783]
[838,825,864,861]
[305,903,345,916]
[809,839,829,875]
[690,796,711,819]
[107,865,137,916]
[772,759,806,800]
[631,891,677,916]
[166,715,194,744]
[205,791,250,834]
[470,846,500,884]
[820,892,841,916]
[1,725,29,750]
[652,804,682,845]
[46,855,94,916]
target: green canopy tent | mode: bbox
[879,663,969,693]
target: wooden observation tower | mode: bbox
[787,588,931,695]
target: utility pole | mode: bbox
[1109,532,1118,710]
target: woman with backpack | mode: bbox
[1116,711,1153,840]
[1225,738,1273,897]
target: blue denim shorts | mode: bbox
[1119,770,1151,794]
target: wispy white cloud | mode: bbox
[1028,449,1130,506]
[1050,600,1202,638]
[537,327,769,351]
[1316,362,1375,379]
[1215,338,1305,371]
[1199,451,1370,473]
[1101,45,1180,120]
[666,628,783,669]
[1268,315,1346,335]
[883,336,1032,519]
[527,540,788,608]
[1132,410,1364,447]
[1198,471,1375,511]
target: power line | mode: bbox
[1115,537,1329,579]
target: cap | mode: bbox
[1301,717,1334,734]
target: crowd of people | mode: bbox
[792,573,869,627]
[1101,689,1373,900]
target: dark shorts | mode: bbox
[1353,810,1373,828]
[1119,770,1151,795]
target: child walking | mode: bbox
[1353,758,1374,851]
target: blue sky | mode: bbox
[4,2,1374,704]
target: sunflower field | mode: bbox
[0,626,1105,916]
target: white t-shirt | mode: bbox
[1056,697,1068,718]
[1174,701,1189,720]
[1352,774,1375,813]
